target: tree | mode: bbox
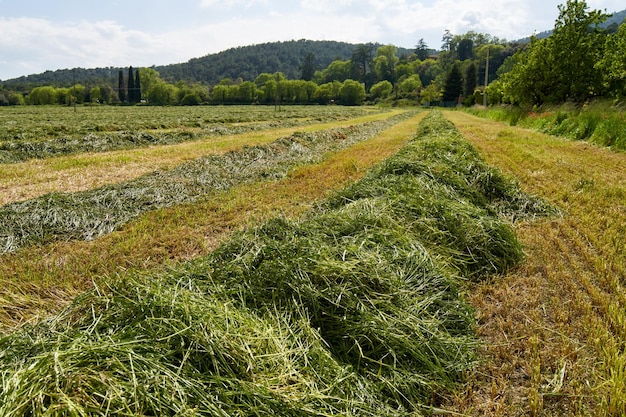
[502,0,609,106]
[139,68,162,95]
[420,83,441,106]
[314,81,341,104]
[370,80,393,100]
[442,62,463,104]
[350,43,374,86]
[118,70,126,103]
[398,74,422,99]
[415,38,429,61]
[128,66,135,103]
[28,86,57,105]
[597,21,626,98]
[134,69,142,102]
[89,86,101,103]
[373,45,399,84]
[464,62,477,97]
[457,38,474,61]
[316,60,351,83]
[147,81,176,105]
[338,79,366,105]
[300,52,316,81]
[441,29,453,51]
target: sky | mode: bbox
[0,0,623,81]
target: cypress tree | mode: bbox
[118,70,126,103]
[464,62,477,97]
[128,66,135,103]
[442,62,463,104]
[134,69,142,103]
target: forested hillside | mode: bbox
[1,40,411,89]
[155,39,412,84]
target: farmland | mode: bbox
[0,104,625,415]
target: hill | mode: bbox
[1,40,413,90]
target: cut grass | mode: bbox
[0,112,424,330]
[0,109,403,205]
[0,111,545,415]
[0,105,379,162]
[442,111,626,416]
[0,113,410,254]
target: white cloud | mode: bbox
[0,17,194,79]
[199,0,267,8]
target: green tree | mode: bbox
[89,86,101,103]
[28,86,57,105]
[598,22,626,99]
[442,62,463,104]
[128,66,135,103]
[374,45,399,84]
[464,62,477,97]
[338,79,365,105]
[147,81,176,105]
[139,68,162,95]
[369,80,393,100]
[502,0,609,106]
[314,81,341,104]
[420,83,441,106]
[316,60,351,83]
[134,69,142,102]
[398,74,422,99]
[415,38,430,61]
[350,43,374,86]
[300,52,316,81]
[118,70,126,103]
[457,38,474,61]
[237,81,257,103]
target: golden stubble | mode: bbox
[443,111,626,416]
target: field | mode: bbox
[0,105,624,415]
[444,111,626,416]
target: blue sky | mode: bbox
[0,0,623,80]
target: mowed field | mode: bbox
[444,111,626,416]
[0,105,421,327]
[1,105,625,415]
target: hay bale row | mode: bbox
[0,111,552,415]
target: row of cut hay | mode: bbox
[0,105,371,141]
[0,111,551,415]
[0,113,411,254]
[0,120,309,164]
[0,106,377,163]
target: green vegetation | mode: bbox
[465,101,626,150]
[2,2,625,109]
[493,1,626,106]
[0,111,548,415]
